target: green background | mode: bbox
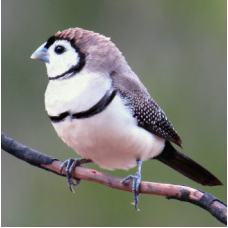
[2,0,226,226]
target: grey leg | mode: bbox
[60,158,93,192]
[121,160,143,211]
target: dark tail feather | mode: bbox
[154,141,223,186]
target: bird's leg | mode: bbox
[121,160,143,211]
[60,158,93,193]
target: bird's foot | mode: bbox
[121,160,143,211]
[121,173,141,211]
[60,158,92,193]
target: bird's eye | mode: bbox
[54,45,66,54]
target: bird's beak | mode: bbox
[31,42,50,63]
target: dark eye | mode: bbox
[54,45,65,54]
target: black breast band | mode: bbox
[49,111,70,123]
[49,89,117,123]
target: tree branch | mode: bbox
[1,132,227,225]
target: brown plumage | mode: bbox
[31,28,223,211]
[50,28,222,186]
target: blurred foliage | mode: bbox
[2,0,226,226]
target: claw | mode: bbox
[60,158,92,192]
[121,160,143,211]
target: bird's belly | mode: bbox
[52,95,165,170]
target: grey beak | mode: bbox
[31,42,49,63]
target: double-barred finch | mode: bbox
[31,28,222,210]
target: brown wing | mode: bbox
[111,71,182,147]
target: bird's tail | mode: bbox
[154,141,223,186]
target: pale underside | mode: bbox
[45,70,165,170]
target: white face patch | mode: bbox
[45,40,80,78]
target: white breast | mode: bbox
[45,72,165,170]
[45,70,112,115]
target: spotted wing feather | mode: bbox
[111,71,182,147]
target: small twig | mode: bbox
[1,132,227,225]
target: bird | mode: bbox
[31,27,222,210]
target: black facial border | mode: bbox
[45,35,86,80]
